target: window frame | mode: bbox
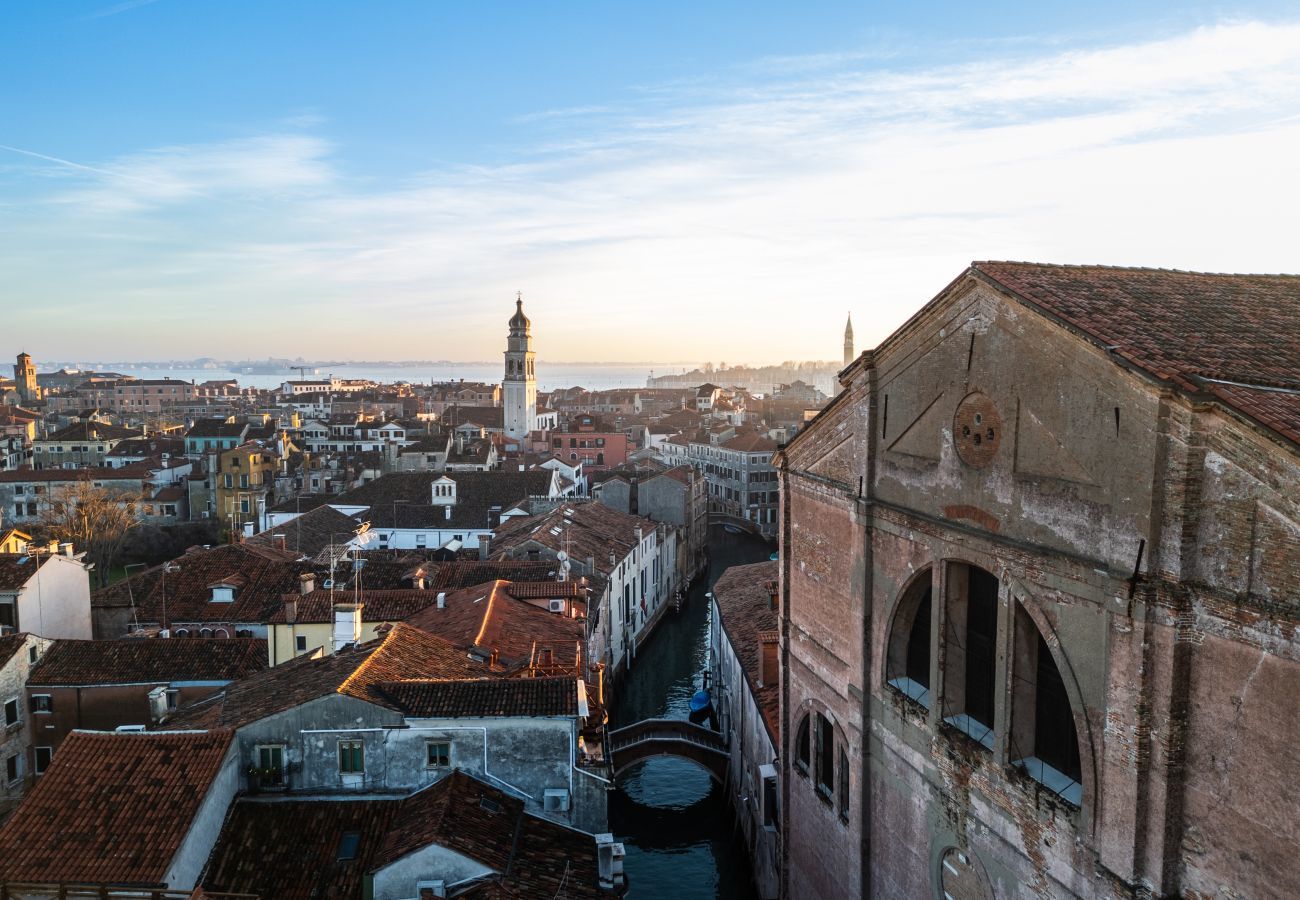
[30,694,52,715]
[3,697,18,728]
[33,746,52,775]
[338,739,365,774]
[425,740,452,769]
[815,713,835,801]
[794,714,810,776]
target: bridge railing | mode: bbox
[608,718,727,754]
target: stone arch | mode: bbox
[790,696,853,808]
[1002,575,1099,827]
[883,565,935,708]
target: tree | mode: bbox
[35,476,142,587]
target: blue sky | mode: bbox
[3,1,1298,364]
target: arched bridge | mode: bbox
[706,512,761,535]
[609,718,729,782]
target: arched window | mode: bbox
[886,571,932,707]
[199,628,213,639]
[942,563,999,750]
[1010,601,1083,805]
[795,714,810,775]
[214,628,229,639]
[815,713,834,798]
[174,628,189,638]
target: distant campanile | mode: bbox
[843,314,854,367]
[14,352,41,403]
[503,293,537,440]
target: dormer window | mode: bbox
[211,585,236,602]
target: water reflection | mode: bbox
[609,527,771,899]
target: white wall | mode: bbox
[15,555,92,639]
[165,739,240,890]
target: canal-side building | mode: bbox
[709,559,781,899]
[777,263,1300,898]
[490,501,677,683]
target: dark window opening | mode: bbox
[965,569,998,729]
[816,714,834,798]
[886,575,932,708]
[837,745,850,821]
[795,715,810,774]
[337,830,361,860]
[1035,632,1082,784]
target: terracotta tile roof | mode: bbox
[722,431,778,452]
[0,633,29,669]
[202,796,399,900]
[0,465,152,484]
[712,560,780,743]
[27,638,267,686]
[268,588,436,625]
[379,676,579,718]
[246,505,363,559]
[403,580,585,668]
[973,262,1300,446]
[41,421,142,443]
[427,559,561,588]
[489,502,657,575]
[0,729,234,884]
[92,543,319,626]
[167,622,496,731]
[373,771,606,897]
[0,553,53,589]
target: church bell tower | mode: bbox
[503,293,537,441]
[843,314,854,367]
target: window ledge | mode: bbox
[815,784,834,806]
[886,676,931,709]
[1012,756,1082,807]
[942,714,994,751]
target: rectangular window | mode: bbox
[33,746,52,774]
[426,740,451,768]
[816,714,834,798]
[0,602,13,630]
[5,753,18,785]
[223,474,233,488]
[31,695,52,714]
[338,740,364,774]
[838,746,850,820]
[295,634,308,652]
[965,570,998,730]
[3,698,17,727]
[256,745,285,786]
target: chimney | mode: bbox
[444,505,451,521]
[436,592,447,609]
[60,542,74,557]
[299,573,315,595]
[478,534,490,560]
[595,833,626,890]
[333,603,362,651]
[760,636,778,687]
[273,533,286,551]
[284,597,298,625]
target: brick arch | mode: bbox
[1002,574,1100,830]
[880,564,935,701]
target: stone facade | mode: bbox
[778,264,1300,898]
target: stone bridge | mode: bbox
[608,718,729,782]
[706,511,762,535]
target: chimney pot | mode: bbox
[436,592,447,609]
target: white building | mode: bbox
[503,294,538,441]
[0,551,93,640]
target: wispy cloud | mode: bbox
[80,0,166,21]
[4,20,1299,363]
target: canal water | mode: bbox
[609,526,774,899]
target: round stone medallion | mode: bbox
[953,392,1002,468]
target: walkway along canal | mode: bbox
[609,526,773,899]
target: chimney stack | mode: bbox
[332,603,362,651]
[299,573,315,595]
[284,597,298,625]
[478,534,490,560]
[760,634,778,687]
[436,592,447,610]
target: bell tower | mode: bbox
[14,352,40,404]
[503,293,537,441]
[843,314,854,367]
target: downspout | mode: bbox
[777,450,793,900]
[859,352,878,900]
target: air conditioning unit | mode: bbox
[548,599,566,614]
[543,788,570,813]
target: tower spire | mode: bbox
[843,313,855,367]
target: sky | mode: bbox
[2,1,1298,366]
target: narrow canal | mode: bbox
[609,525,773,899]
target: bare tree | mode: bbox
[35,476,143,587]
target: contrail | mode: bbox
[0,144,159,186]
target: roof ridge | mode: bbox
[974,260,1300,278]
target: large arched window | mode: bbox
[886,570,933,707]
[942,563,999,750]
[1010,601,1083,805]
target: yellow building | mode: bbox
[215,441,281,536]
[0,529,34,554]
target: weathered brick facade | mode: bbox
[779,264,1300,898]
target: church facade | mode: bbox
[777,263,1300,898]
